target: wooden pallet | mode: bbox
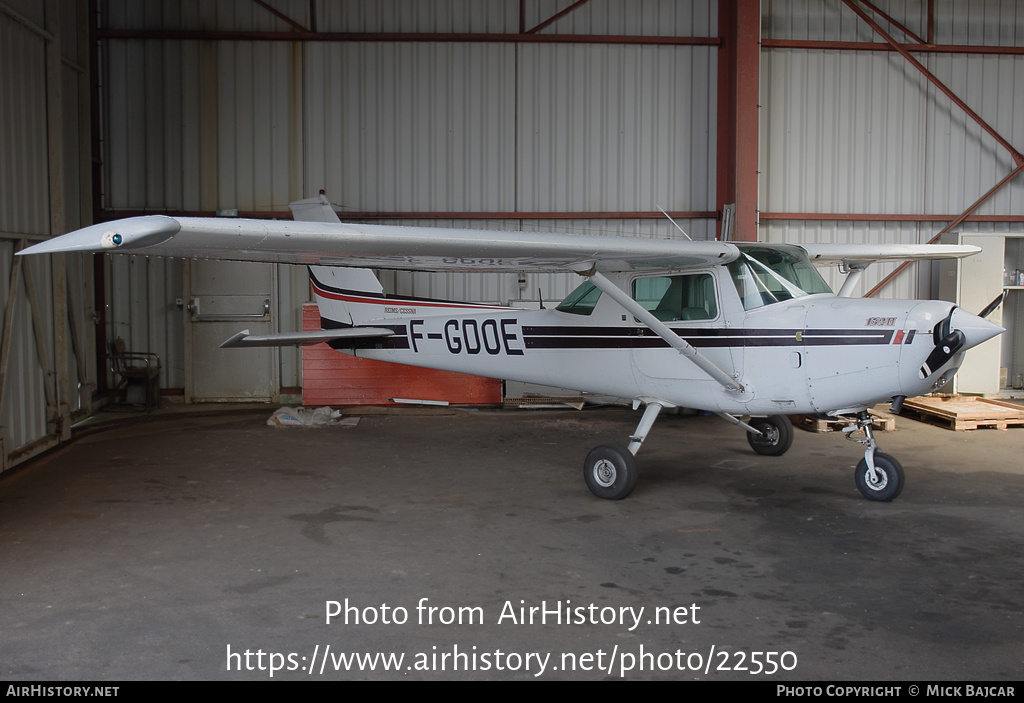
[901,396,1024,431]
[792,410,895,434]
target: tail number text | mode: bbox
[409,318,524,356]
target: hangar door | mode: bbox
[185,259,278,402]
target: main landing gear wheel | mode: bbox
[746,415,794,456]
[854,452,904,502]
[583,444,638,500]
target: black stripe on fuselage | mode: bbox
[521,326,895,349]
[318,317,899,352]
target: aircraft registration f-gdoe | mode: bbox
[20,195,1004,502]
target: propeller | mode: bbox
[918,307,966,380]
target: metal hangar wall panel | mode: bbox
[96,0,720,399]
[760,0,1024,298]
[1,0,95,472]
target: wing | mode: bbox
[17,216,739,273]
[800,242,981,265]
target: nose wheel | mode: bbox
[854,452,904,501]
[843,411,905,501]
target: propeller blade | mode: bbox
[919,329,966,379]
[932,307,954,346]
[978,290,1007,320]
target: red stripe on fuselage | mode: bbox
[311,280,513,311]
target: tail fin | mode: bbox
[288,192,340,224]
[308,265,389,327]
[290,194,385,327]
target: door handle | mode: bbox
[189,298,270,320]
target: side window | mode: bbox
[556,280,602,316]
[632,274,717,322]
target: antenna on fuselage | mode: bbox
[657,205,692,241]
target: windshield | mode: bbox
[728,245,832,310]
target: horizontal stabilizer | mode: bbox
[220,328,394,349]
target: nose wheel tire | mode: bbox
[583,444,638,500]
[855,452,904,501]
[746,415,794,456]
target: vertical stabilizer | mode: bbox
[290,194,385,326]
[289,192,343,224]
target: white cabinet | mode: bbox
[939,233,1016,395]
[1003,237,1024,389]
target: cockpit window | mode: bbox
[728,245,832,310]
[556,280,602,315]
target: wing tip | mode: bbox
[18,215,182,256]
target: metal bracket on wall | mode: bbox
[188,297,270,321]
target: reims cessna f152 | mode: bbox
[20,195,1004,502]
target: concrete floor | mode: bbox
[1,404,1022,681]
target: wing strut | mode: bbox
[580,268,744,393]
[836,263,867,298]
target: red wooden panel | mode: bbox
[301,304,501,406]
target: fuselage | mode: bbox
[310,246,1001,416]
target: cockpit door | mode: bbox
[630,272,740,382]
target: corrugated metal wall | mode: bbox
[761,0,1024,298]
[1,0,95,472]
[98,0,719,391]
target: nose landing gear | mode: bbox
[842,410,905,501]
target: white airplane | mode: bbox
[20,195,1004,502]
